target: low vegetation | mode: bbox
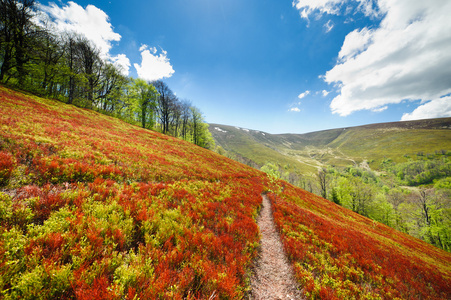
[0,87,265,298]
[1,86,450,299]
[268,185,450,299]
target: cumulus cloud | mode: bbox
[290,107,301,112]
[294,0,451,120]
[110,54,131,76]
[39,2,119,55]
[337,27,373,61]
[298,90,310,99]
[401,96,451,121]
[38,1,130,75]
[134,47,175,82]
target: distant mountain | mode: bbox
[209,118,451,175]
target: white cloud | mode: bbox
[322,90,330,97]
[294,0,451,120]
[38,1,131,75]
[292,0,380,20]
[324,20,334,32]
[298,90,310,99]
[39,1,119,56]
[292,0,343,20]
[338,27,373,61]
[290,107,301,112]
[110,54,131,76]
[371,106,388,113]
[138,44,158,54]
[401,96,451,121]
[134,47,175,82]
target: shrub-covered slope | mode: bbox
[1,87,450,299]
[0,87,266,299]
[267,184,451,299]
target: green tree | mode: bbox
[368,193,395,226]
[387,188,409,232]
[190,106,214,148]
[97,63,129,114]
[76,36,102,106]
[411,188,451,250]
[261,162,281,180]
[129,78,158,129]
[330,187,340,205]
[334,176,374,217]
[0,0,37,83]
[261,162,284,193]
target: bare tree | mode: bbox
[317,167,328,199]
[153,80,175,134]
[170,99,182,137]
[180,99,192,140]
[76,36,102,106]
[415,189,432,226]
[190,106,202,146]
[406,188,451,250]
[97,63,129,112]
[63,33,79,104]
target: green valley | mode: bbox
[210,119,451,174]
[210,121,451,252]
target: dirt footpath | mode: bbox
[250,195,303,299]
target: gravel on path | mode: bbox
[249,195,304,300]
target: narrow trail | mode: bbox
[250,195,303,299]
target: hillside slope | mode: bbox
[210,119,451,174]
[1,87,450,299]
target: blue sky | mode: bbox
[39,0,451,133]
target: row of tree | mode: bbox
[0,0,214,148]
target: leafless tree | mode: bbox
[63,33,79,104]
[97,63,129,112]
[317,167,328,199]
[153,80,175,134]
[180,99,192,140]
[76,36,102,106]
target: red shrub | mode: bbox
[0,151,14,186]
[74,275,118,300]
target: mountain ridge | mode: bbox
[209,118,451,174]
